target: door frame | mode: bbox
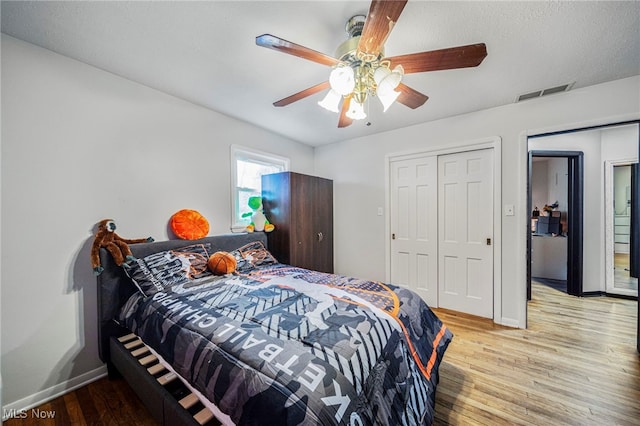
[385,136,503,322]
[631,164,639,280]
[527,150,584,298]
[634,164,639,354]
[604,159,638,296]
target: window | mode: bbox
[231,145,289,231]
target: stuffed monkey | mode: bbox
[91,219,154,275]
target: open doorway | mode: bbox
[526,122,639,307]
[526,121,640,297]
[527,151,583,298]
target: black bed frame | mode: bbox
[97,232,268,425]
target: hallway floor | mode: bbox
[615,252,638,291]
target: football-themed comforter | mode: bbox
[119,262,452,425]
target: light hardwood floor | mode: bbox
[615,252,638,291]
[433,281,639,425]
[4,281,638,425]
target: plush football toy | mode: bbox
[241,196,275,233]
[207,251,237,275]
[90,219,154,275]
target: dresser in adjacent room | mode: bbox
[262,171,333,273]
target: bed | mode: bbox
[97,232,452,425]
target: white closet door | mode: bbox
[438,149,494,318]
[389,156,438,306]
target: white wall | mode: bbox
[0,35,315,410]
[530,158,568,281]
[545,157,568,226]
[602,125,639,161]
[531,161,549,216]
[314,75,640,327]
[531,157,569,233]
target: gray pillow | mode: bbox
[124,243,211,296]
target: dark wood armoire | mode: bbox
[262,171,333,273]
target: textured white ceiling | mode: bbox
[2,1,639,146]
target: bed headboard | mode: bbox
[97,232,268,363]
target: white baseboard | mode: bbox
[2,365,107,421]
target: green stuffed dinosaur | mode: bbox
[242,196,274,233]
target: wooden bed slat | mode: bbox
[131,345,150,357]
[194,407,215,425]
[157,372,177,386]
[147,363,166,375]
[123,338,143,350]
[179,393,199,409]
[117,333,137,343]
[138,354,158,366]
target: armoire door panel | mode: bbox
[263,172,333,273]
[262,172,292,266]
[314,176,334,273]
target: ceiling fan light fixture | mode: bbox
[375,64,403,92]
[258,1,487,129]
[346,100,367,120]
[373,66,388,84]
[329,66,355,96]
[378,89,401,112]
[373,64,403,112]
[318,89,342,113]
[391,64,404,79]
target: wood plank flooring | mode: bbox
[4,281,638,425]
[615,252,638,291]
[433,281,639,425]
[3,375,157,425]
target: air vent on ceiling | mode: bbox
[516,82,574,103]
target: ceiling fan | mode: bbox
[256,0,487,128]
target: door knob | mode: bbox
[317,232,324,242]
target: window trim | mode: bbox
[230,145,289,232]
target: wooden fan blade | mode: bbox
[396,83,429,109]
[387,43,487,74]
[357,0,408,56]
[338,95,353,128]
[256,34,340,67]
[273,81,330,107]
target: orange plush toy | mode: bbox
[207,251,237,275]
[90,219,154,275]
[170,209,209,240]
